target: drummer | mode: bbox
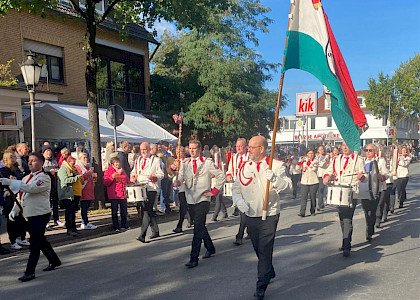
[131,142,164,243]
[323,141,365,257]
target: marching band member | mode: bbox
[316,145,330,211]
[172,146,192,233]
[211,146,228,221]
[323,141,365,257]
[375,147,390,228]
[356,144,388,241]
[395,146,411,208]
[174,139,225,268]
[288,148,302,199]
[0,152,61,282]
[226,138,249,245]
[232,136,291,300]
[297,149,319,217]
[382,148,395,219]
[132,142,164,243]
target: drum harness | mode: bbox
[329,154,359,204]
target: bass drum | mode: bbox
[368,159,380,200]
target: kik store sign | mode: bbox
[296,92,317,116]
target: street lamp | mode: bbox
[20,51,42,152]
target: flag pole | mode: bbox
[262,1,294,221]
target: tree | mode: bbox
[365,54,420,141]
[150,1,286,145]
[0,0,229,208]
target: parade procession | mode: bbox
[0,0,419,300]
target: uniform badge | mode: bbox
[36,180,44,186]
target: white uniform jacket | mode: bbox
[173,158,187,193]
[288,156,302,175]
[177,156,225,205]
[232,157,292,218]
[324,154,365,196]
[226,153,249,181]
[297,158,319,185]
[11,170,51,218]
[316,155,330,178]
[396,155,411,178]
[131,155,164,192]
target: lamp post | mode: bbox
[20,51,42,152]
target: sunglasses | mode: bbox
[365,149,374,152]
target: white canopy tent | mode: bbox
[23,103,177,144]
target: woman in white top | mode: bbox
[297,149,319,217]
[395,146,411,208]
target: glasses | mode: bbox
[365,149,374,152]
[248,146,262,150]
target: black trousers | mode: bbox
[7,214,27,244]
[139,191,159,238]
[317,177,326,209]
[188,201,215,262]
[236,212,248,240]
[175,191,191,229]
[395,177,409,206]
[26,213,60,275]
[62,196,80,231]
[291,174,301,198]
[80,200,92,225]
[212,193,227,219]
[246,214,279,291]
[338,200,357,250]
[110,199,128,230]
[361,198,379,238]
[389,183,397,212]
[160,178,172,211]
[376,186,391,222]
[300,183,319,215]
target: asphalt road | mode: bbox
[1,164,419,300]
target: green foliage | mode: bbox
[151,1,285,145]
[0,59,18,87]
[365,54,420,127]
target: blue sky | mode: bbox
[153,1,420,116]
[257,0,420,115]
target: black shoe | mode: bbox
[298,213,305,217]
[165,209,172,214]
[253,288,265,299]
[0,246,11,255]
[211,218,217,222]
[343,249,350,257]
[232,211,240,216]
[137,236,146,243]
[399,204,403,208]
[270,270,276,279]
[390,210,394,214]
[375,221,381,228]
[382,218,388,223]
[150,233,160,239]
[203,250,215,259]
[172,228,183,233]
[185,261,198,268]
[233,239,243,246]
[18,273,35,282]
[67,230,77,237]
[366,235,372,242]
[223,214,229,218]
[43,260,62,272]
[316,208,320,211]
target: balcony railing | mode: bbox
[97,88,148,111]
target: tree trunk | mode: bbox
[85,4,105,209]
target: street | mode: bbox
[1,164,419,300]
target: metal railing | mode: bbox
[97,88,147,111]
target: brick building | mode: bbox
[0,1,158,149]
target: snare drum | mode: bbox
[223,182,233,197]
[126,184,147,203]
[326,184,353,207]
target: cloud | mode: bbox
[153,20,177,38]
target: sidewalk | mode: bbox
[0,197,234,258]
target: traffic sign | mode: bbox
[106,104,124,127]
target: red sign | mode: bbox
[294,133,340,141]
[296,92,318,116]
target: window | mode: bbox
[23,40,64,83]
[284,119,289,130]
[290,120,296,130]
[0,130,19,154]
[358,96,366,107]
[0,111,17,126]
[311,117,315,129]
[382,114,388,126]
[327,116,332,127]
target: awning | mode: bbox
[23,103,177,144]
[360,127,388,140]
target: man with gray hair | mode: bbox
[117,141,131,177]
